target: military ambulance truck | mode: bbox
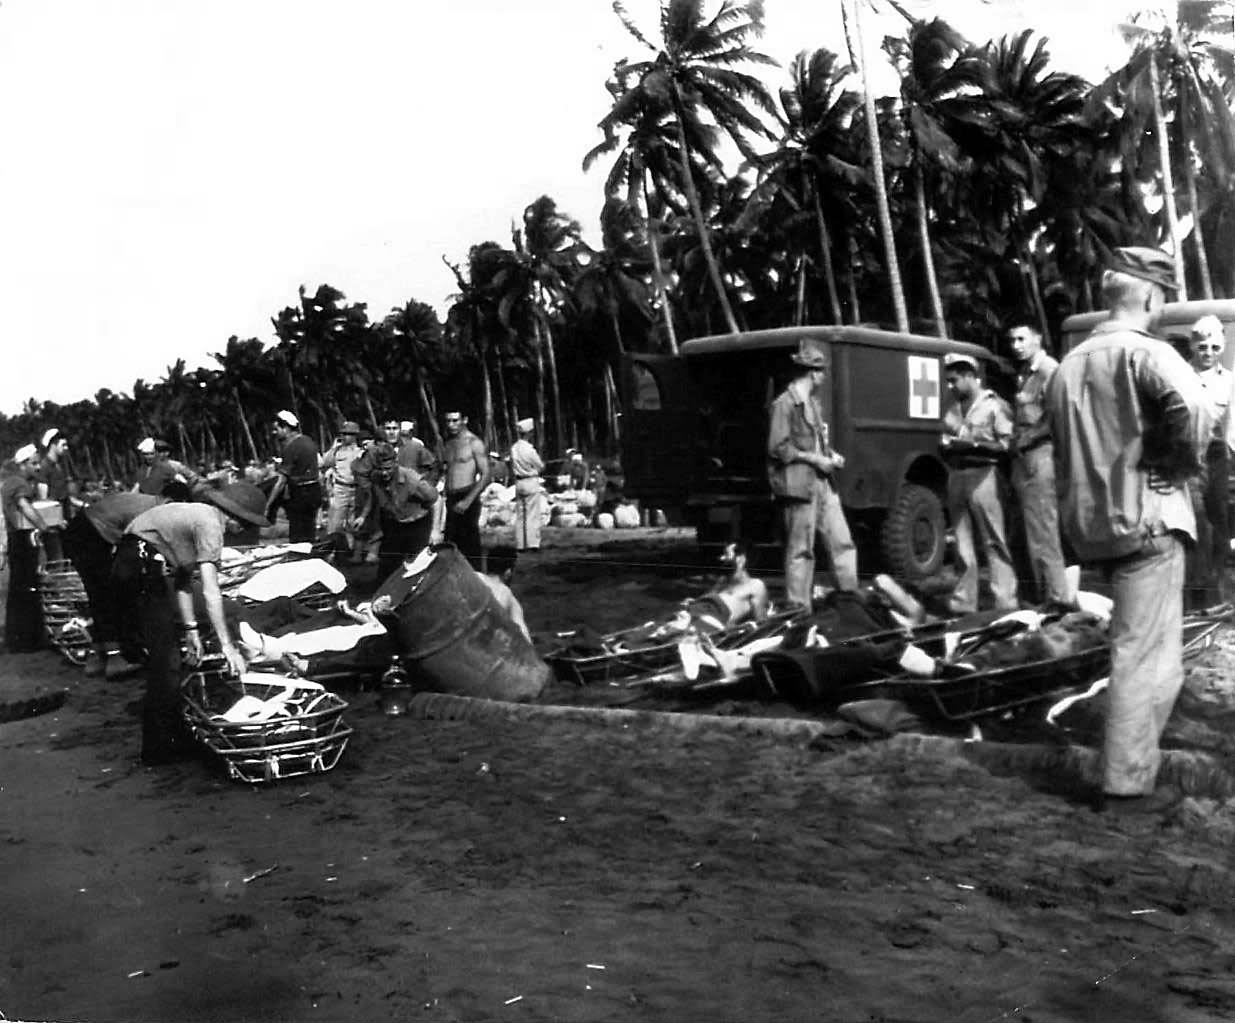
[1060,299,1235,362]
[621,325,1006,580]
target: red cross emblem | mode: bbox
[908,357,940,419]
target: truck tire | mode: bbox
[881,484,946,580]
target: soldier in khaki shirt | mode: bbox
[940,352,1017,614]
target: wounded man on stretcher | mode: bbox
[555,542,771,658]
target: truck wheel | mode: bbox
[881,484,946,580]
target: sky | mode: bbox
[0,0,1156,416]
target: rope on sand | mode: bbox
[406,692,835,743]
[408,693,1235,800]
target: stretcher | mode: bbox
[869,609,1231,724]
[546,606,807,686]
[38,559,93,665]
[181,659,352,783]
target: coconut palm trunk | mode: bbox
[1148,54,1188,300]
[670,85,741,334]
[812,191,844,324]
[534,313,565,456]
[604,363,621,447]
[640,182,679,353]
[1184,162,1214,300]
[233,388,260,463]
[844,0,909,331]
[914,165,948,339]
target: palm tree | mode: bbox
[1096,6,1235,300]
[606,0,779,334]
[883,18,973,339]
[950,31,1089,337]
[375,300,445,445]
[840,0,909,331]
[585,76,693,352]
[749,48,865,326]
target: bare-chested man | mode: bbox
[442,411,490,567]
[479,544,531,641]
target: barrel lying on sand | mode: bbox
[372,545,550,702]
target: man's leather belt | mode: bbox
[1016,436,1051,456]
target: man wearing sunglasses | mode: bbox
[1187,314,1235,605]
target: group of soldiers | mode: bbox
[768,244,1224,811]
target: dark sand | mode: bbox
[4,528,1235,1023]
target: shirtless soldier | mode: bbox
[442,411,490,567]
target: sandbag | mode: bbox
[372,545,549,702]
[613,503,640,529]
[596,512,615,530]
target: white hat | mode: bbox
[517,417,534,433]
[1191,314,1225,341]
[943,352,979,373]
[276,410,299,428]
[136,437,156,455]
[41,427,61,449]
[399,420,414,433]
[14,443,37,463]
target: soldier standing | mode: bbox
[1046,246,1212,810]
[767,337,858,607]
[321,421,363,554]
[265,410,321,543]
[509,418,546,552]
[1007,323,1070,605]
[442,411,491,567]
[940,352,1018,614]
[1185,314,1235,606]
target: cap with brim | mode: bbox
[276,410,299,428]
[944,352,979,372]
[205,481,271,528]
[1109,246,1178,293]
[791,337,829,369]
[516,417,534,432]
[340,421,359,434]
[14,443,37,463]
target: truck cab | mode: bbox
[622,325,1006,579]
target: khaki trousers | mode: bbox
[1102,534,1185,795]
[780,476,858,607]
[1011,444,1069,605]
[514,477,545,550]
[948,465,1018,613]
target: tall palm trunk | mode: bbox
[101,437,115,481]
[177,422,193,464]
[794,255,808,326]
[1149,53,1188,300]
[478,347,496,453]
[641,182,679,353]
[843,0,909,331]
[670,83,740,334]
[811,191,844,324]
[233,387,259,463]
[604,363,621,449]
[532,335,547,451]
[417,379,442,447]
[1184,160,1214,300]
[534,312,565,456]
[491,348,513,453]
[914,164,947,339]
[846,235,863,323]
